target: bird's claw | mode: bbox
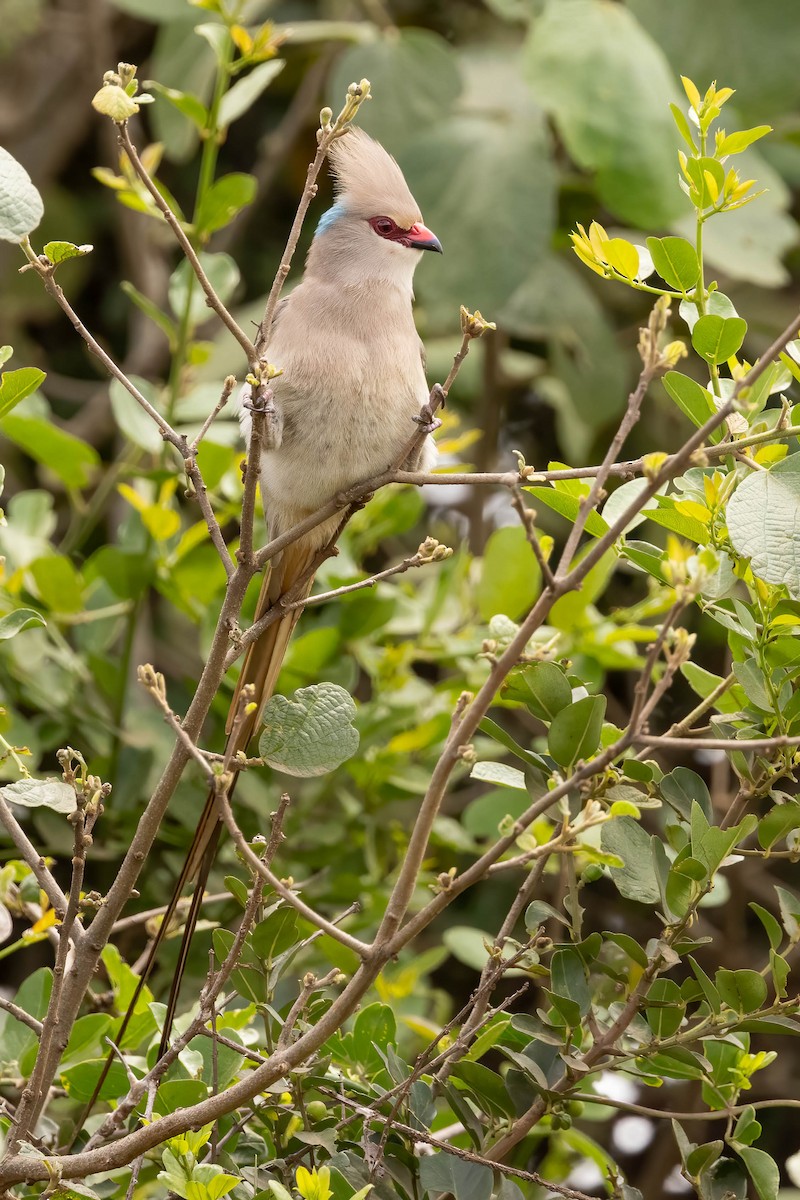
[413,406,442,436]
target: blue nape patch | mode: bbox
[315,202,346,238]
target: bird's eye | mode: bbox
[372,217,396,237]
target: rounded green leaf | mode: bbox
[691,314,747,364]
[523,0,683,226]
[504,660,571,722]
[715,968,768,1014]
[195,173,257,237]
[727,454,800,599]
[547,693,606,768]
[404,107,556,329]
[476,525,541,622]
[0,146,43,242]
[328,29,461,148]
[258,682,359,777]
[645,236,700,291]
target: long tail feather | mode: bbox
[78,538,318,1130]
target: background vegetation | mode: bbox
[3,1,800,1198]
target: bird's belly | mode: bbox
[261,376,424,521]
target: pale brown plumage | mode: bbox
[105,127,441,1073]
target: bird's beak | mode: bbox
[408,222,443,253]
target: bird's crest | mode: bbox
[327,127,421,227]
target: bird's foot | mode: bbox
[412,407,443,436]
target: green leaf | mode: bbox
[727,454,800,599]
[604,931,649,968]
[550,946,590,1015]
[60,1015,115,1069]
[0,607,45,639]
[195,173,257,237]
[660,767,713,823]
[0,146,43,241]
[30,555,84,614]
[758,801,800,851]
[523,0,683,226]
[691,314,747,364]
[526,901,570,932]
[218,60,286,128]
[715,969,767,1014]
[470,761,526,790]
[405,106,556,330]
[443,925,497,973]
[418,1153,492,1200]
[690,804,756,876]
[329,29,461,149]
[0,778,76,814]
[684,155,724,207]
[168,252,240,328]
[602,477,658,534]
[145,80,209,129]
[109,377,164,453]
[524,484,610,537]
[718,126,772,156]
[353,1003,396,1055]
[735,1146,779,1200]
[503,660,571,722]
[669,103,696,151]
[61,1059,131,1102]
[662,370,716,429]
[681,662,744,715]
[775,885,800,939]
[732,1105,761,1147]
[601,816,660,904]
[547,694,606,768]
[476,524,541,621]
[645,236,700,291]
[258,682,359,777]
[450,1061,515,1118]
[688,956,721,1015]
[645,978,685,1037]
[646,503,708,544]
[43,240,92,265]
[120,281,177,344]
[749,903,783,952]
[250,908,298,962]
[0,367,46,419]
[0,414,98,488]
[678,289,738,333]
[478,717,549,771]
[0,968,52,1067]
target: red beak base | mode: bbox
[408,222,443,253]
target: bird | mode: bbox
[108,126,443,1069]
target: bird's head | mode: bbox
[309,127,442,288]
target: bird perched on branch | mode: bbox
[112,127,443,1064]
